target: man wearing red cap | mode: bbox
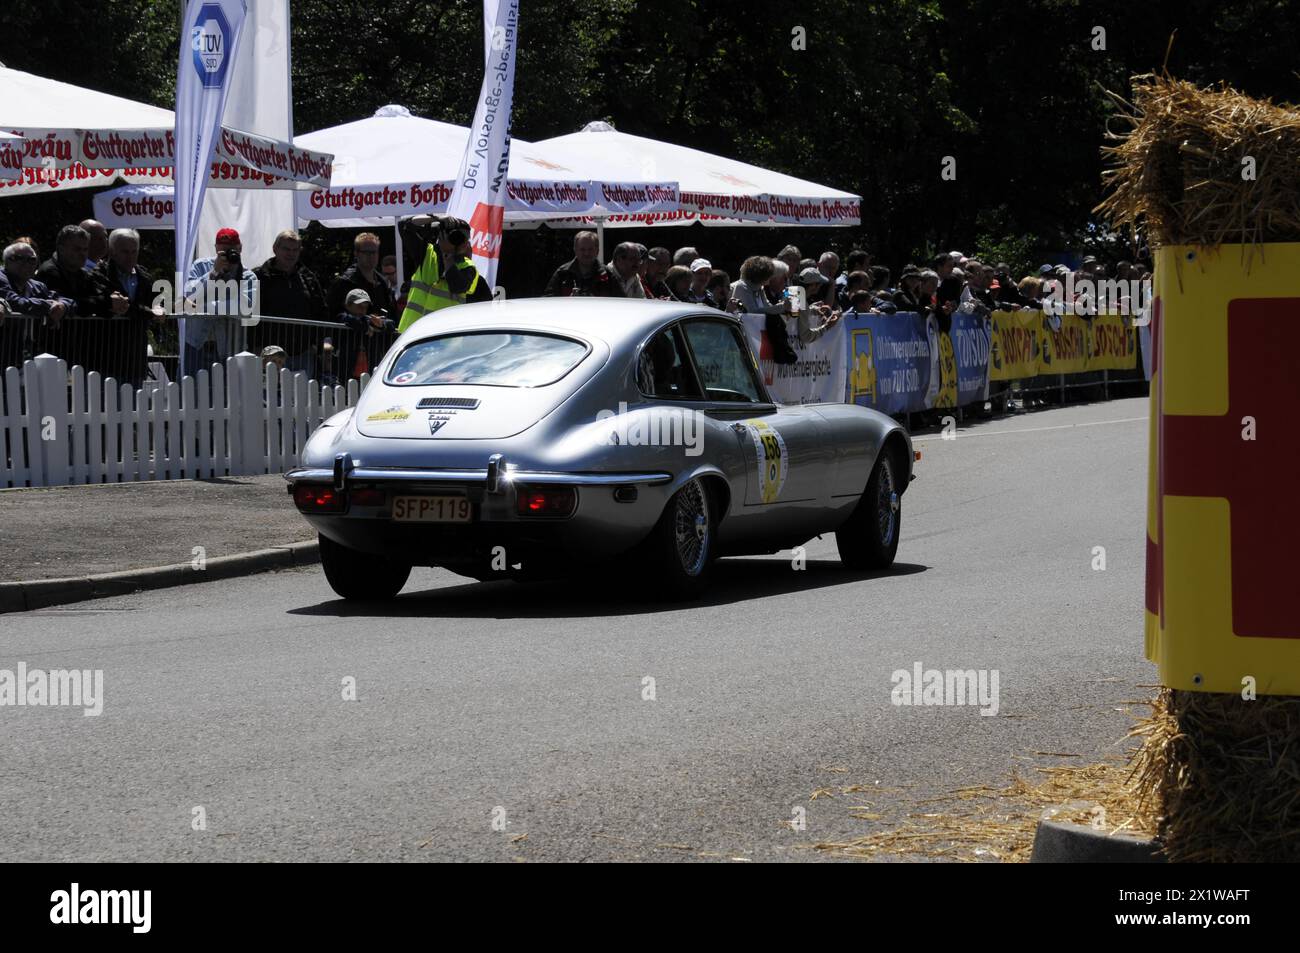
[182,227,258,376]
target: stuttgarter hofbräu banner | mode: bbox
[543,192,861,229]
[740,313,847,405]
[293,177,680,221]
[93,184,176,229]
[678,190,860,226]
[91,176,680,228]
[0,127,333,195]
[443,0,520,290]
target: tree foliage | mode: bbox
[2,0,1298,285]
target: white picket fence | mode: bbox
[0,352,369,488]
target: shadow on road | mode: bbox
[287,558,929,620]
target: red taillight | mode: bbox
[293,484,345,513]
[515,485,576,518]
[349,488,386,507]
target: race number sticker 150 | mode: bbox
[743,419,788,503]
[365,406,410,422]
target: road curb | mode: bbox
[0,541,319,613]
[1029,802,1166,863]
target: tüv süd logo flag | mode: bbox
[190,4,232,88]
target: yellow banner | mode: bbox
[989,310,1040,380]
[991,309,1137,379]
[1088,311,1138,371]
[1039,313,1090,374]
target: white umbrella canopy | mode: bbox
[0,65,332,196]
[293,105,679,227]
[529,121,861,228]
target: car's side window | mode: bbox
[637,326,703,400]
[681,319,764,403]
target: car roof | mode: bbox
[399,298,730,351]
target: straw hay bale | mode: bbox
[1096,73,1300,246]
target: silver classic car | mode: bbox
[286,298,914,600]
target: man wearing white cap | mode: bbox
[794,267,841,343]
[688,258,712,304]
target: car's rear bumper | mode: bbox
[285,466,674,571]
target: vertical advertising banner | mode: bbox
[740,314,847,405]
[924,314,957,409]
[947,311,992,407]
[174,0,248,301]
[445,0,520,291]
[844,312,931,414]
[198,0,294,272]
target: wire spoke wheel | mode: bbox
[673,479,710,576]
[876,456,898,547]
[836,449,902,572]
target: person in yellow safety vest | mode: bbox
[396,215,489,332]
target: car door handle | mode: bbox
[729,422,747,434]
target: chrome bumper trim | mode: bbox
[285,467,672,487]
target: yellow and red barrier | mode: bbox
[1145,244,1300,694]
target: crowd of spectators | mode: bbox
[3,217,1152,384]
[538,232,1152,365]
[1,220,165,385]
[0,221,416,385]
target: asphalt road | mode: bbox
[0,397,1154,862]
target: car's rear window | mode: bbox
[386,332,588,387]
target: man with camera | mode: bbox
[182,226,258,376]
[396,214,488,333]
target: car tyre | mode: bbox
[646,477,713,600]
[836,450,901,570]
[318,533,411,600]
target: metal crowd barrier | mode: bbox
[238,314,399,387]
[1008,367,1148,409]
[901,370,1148,429]
[0,313,399,389]
[0,314,172,389]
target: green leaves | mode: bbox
[3,0,1298,274]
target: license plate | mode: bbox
[391,495,473,523]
